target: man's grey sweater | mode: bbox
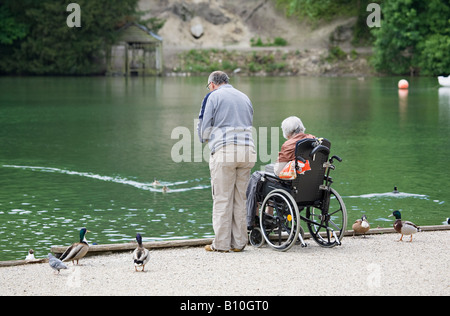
[197,84,255,154]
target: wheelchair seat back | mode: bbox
[291,138,331,205]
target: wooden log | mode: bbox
[0,258,47,268]
[416,225,450,232]
[50,238,214,256]
[347,224,450,237]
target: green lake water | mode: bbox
[0,76,449,261]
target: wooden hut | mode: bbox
[108,23,163,76]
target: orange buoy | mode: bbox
[398,79,409,89]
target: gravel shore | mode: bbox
[1,230,449,296]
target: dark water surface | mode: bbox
[0,76,448,261]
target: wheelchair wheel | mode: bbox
[305,188,347,248]
[249,227,265,248]
[259,189,300,251]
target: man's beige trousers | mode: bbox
[209,145,256,251]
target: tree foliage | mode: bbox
[1,0,448,76]
[414,0,450,76]
[0,0,140,75]
[0,5,29,45]
[371,0,450,75]
[277,0,450,76]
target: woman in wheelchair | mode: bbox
[272,116,315,177]
[247,116,314,219]
[246,116,347,251]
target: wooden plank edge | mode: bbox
[50,238,214,256]
[345,224,450,237]
[1,226,448,267]
[0,258,47,268]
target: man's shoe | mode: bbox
[230,247,245,252]
[205,244,228,253]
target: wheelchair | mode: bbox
[248,138,347,251]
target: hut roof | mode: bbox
[117,23,163,43]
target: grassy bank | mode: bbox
[172,47,373,77]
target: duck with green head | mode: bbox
[59,228,90,265]
[388,210,420,242]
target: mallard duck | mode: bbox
[352,214,370,237]
[162,185,169,193]
[48,253,68,275]
[393,186,399,194]
[152,178,161,186]
[388,210,420,242]
[133,233,150,272]
[59,228,90,265]
[25,249,35,260]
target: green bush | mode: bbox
[276,0,356,22]
[326,46,347,62]
[250,37,264,47]
[273,37,288,46]
[250,36,288,47]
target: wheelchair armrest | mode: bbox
[263,172,280,181]
[263,172,292,184]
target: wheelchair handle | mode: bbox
[310,144,330,158]
[330,155,342,163]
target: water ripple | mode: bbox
[2,164,210,193]
[344,192,429,199]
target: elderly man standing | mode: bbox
[198,71,256,252]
